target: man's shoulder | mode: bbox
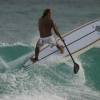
[38,17,54,25]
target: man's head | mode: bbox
[42,8,51,18]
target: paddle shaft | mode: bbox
[63,40,75,63]
[58,34,75,64]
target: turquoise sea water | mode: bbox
[0,0,100,100]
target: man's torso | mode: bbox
[39,17,53,38]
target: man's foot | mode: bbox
[30,57,38,63]
[59,45,64,54]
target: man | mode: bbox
[31,8,64,62]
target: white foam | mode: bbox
[30,35,39,47]
[71,58,86,85]
[0,42,30,47]
[0,94,66,100]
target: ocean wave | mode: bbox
[0,94,66,100]
[0,42,33,62]
[0,57,9,73]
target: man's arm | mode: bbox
[52,20,60,36]
[52,20,64,41]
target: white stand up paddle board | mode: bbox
[24,19,100,67]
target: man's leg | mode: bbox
[31,41,40,62]
[49,36,64,54]
[56,44,64,54]
[34,44,40,60]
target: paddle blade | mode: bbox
[74,62,80,74]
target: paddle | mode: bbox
[58,33,80,74]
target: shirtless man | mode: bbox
[31,8,64,62]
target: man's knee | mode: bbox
[56,44,64,54]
